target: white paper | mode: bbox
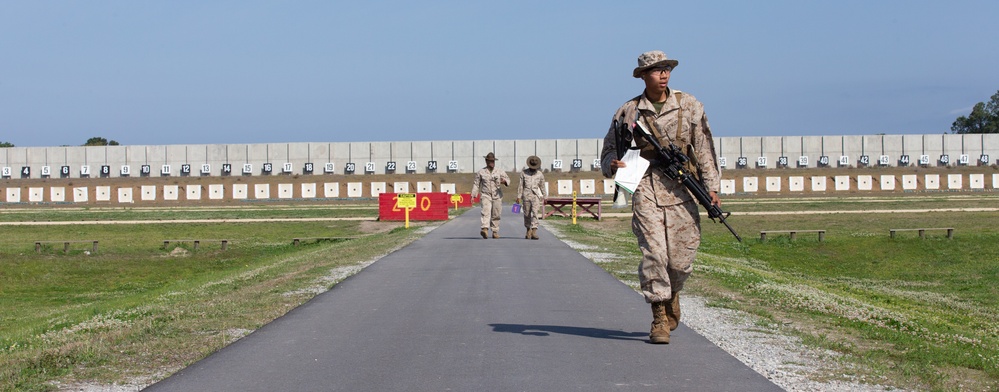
[614,148,649,194]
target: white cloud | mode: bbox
[949,106,974,115]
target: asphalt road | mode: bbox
[144,206,783,391]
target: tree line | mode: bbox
[0,137,119,148]
[951,90,999,134]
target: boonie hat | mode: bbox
[633,50,679,78]
[527,156,541,170]
[484,152,497,161]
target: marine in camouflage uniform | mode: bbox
[600,50,721,344]
[471,152,510,239]
[516,155,546,240]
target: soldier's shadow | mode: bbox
[489,323,647,341]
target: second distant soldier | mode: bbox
[471,152,510,239]
[516,156,546,240]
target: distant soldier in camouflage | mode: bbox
[471,152,510,239]
[516,155,546,240]
[600,50,722,344]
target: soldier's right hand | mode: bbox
[610,159,627,168]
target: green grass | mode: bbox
[0,205,439,391]
[548,196,999,391]
[0,204,378,222]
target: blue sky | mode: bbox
[2,1,997,147]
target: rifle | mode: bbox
[626,119,742,242]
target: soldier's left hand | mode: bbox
[709,191,721,207]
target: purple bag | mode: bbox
[511,203,521,213]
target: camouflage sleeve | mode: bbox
[471,171,481,197]
[693,110,720,193]
[517,171,525,198]
[600,122,618,179]
[501,171,511,186]
[540,172,546,197]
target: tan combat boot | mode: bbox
[492,231,500,239]
[650,301,670,344]
[530,228,539,240]
[480,228,488,239]
[526,228,531,239]
[666,292,681,331]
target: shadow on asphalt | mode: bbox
[489,323,648,341]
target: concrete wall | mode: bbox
[1,134,998,179]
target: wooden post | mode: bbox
[221,240,228,251]
[193,240,200,250]
[92,241,98,253]
[790,232,797,241]
[918,229,925,239]
[947,228,954,239]
[64,242,70,253]
[35,242,41,253]
[818,231,825,242]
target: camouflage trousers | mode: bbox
[480,196,503,232]
[632,197,701,303]
[521,195,543,229]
